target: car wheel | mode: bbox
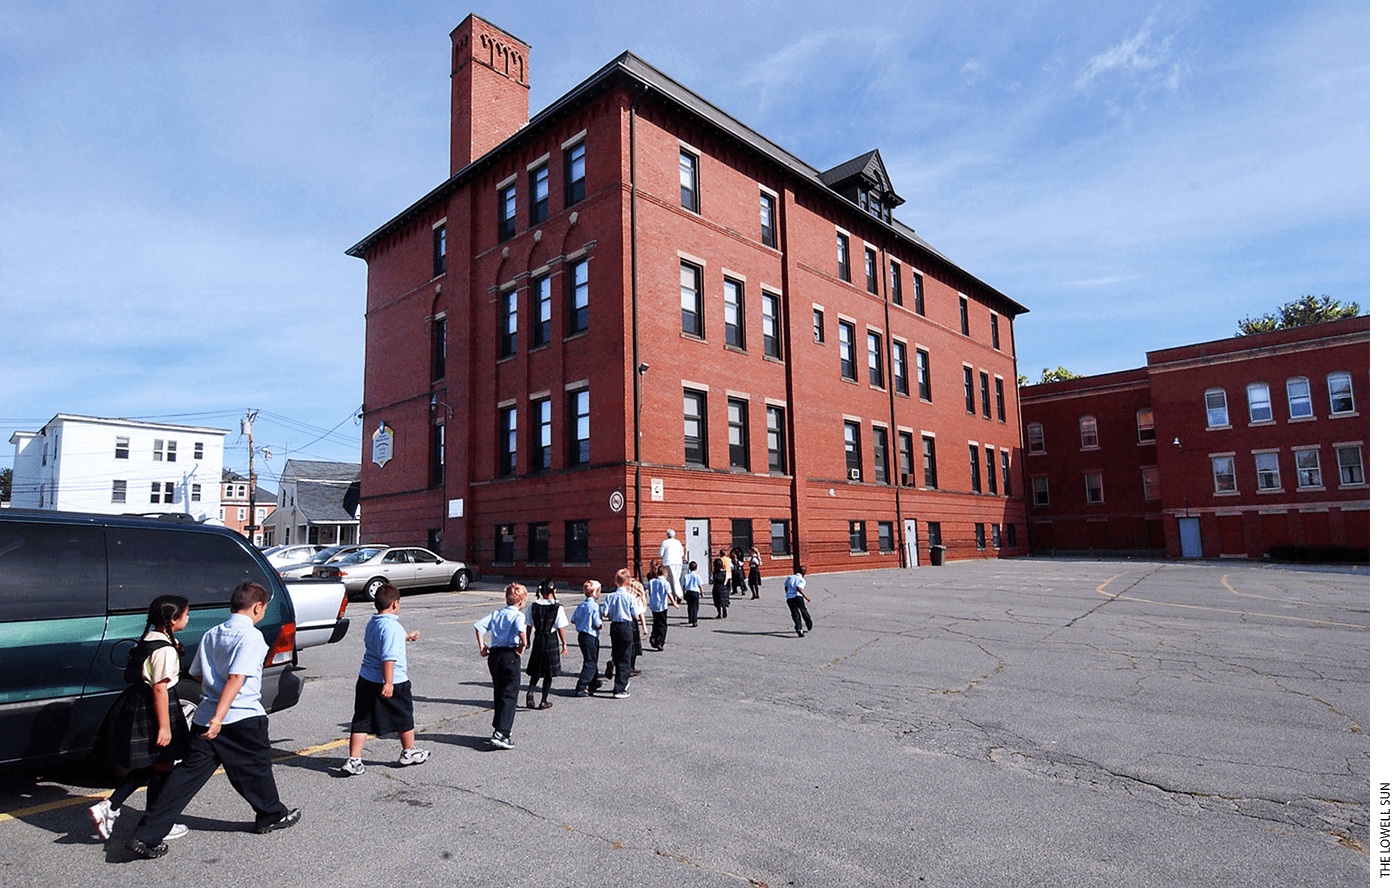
[364,577,388,601]
[451,569,470,591]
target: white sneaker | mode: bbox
[88,800,119,840]
[338,757,365,776]
[162,823,189,841]
[398,747,431,765]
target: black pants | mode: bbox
[650,610,668,649]
[575,633,601,694]
[488,648,521,737]
[609,621,634,693]
[787,597,813,633]
[685,590,700,625]
[131,716,288,845]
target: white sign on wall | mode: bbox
[371,422,394,467]
[609,491,624,513]
[448,498,463,518]
[650,478,664,501]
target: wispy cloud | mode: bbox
[1077,10,1172,89]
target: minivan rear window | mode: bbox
[0,522,106,622]
[107,527,274,612]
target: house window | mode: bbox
[844,421,862,479]
[838,321,856,379]
[193,442,204,460]
[1327,371,1355,414]
[1079,415,1099,449]
[1028,422,1045,454]
[991,524,1002,548]
[498,181,517,242]
[500,288,518,357]
[163,482,175,504]
[528,522,550,563]
[1142,466,1161,500]
[432,223,447,277]
[1005,524,1017,548]
[1295,448,1322,488]
[153,439,164,461]
[1286,377,1312,419]
[959,297,969,336]
[928,521,943,546]
[1212,456,1237,494]
[569,388,590,465]
[898,431,914,483]
[1032,476,1050,506]
[770,520,790,556]
[564,519,589,563]
[892,341,908,395]
[724,278,745,349]
[969,444,981,493]
[564,141,585,206]
[115,437,129,459]
[1084,471,1103,504]
[1205,388,1229,427]
[679,148,698,212]
[568,258,589,335]
[916,349,931,400]
[532,398,552,472]
[681,262,704,337]
[991,313,1000,350]
[167,441,176,462]
[985,447,998,495]
[728,399,750,471]
[865,248,878,294]
[532,275,552,347]
[429,420,445,488]
[980,373,991,419]
[872,426,889,484]
[994,378,1005,421]
[1000,451,1011,494]
[684,390,708,467]
[1246,382,1273,423]
[762,292,782,358]
[1336,445,1365,485]
[964,367,975,413]
[227,484,236,498]
[913,273,925,316]
[494,525,515,563]
[867,331,884,388]
[432,317,447,381]
[112,480,127,503]
[922,436,938,488]
[877,521,895,553]
[759,192,777,247]
[849,520,867,553]
[974,523,986,550]
[890,261,902,305]
[1255,452,1281,491]
[1136,408,1155,442]
[767,406,787,475]
[813,308,825,343]
[499,406,517,478]
[837,233,851,282]
[529,163,549,225]
[237,507,247,522]
[192,484,202,503]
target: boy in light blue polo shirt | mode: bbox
[339,584,427,776]
[681,561,703,627]
[647,568,677,651]
[474,584,529,749]
[571,580,603,696]
[601,570,645,698]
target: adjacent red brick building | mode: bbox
[1020,316,1369,559]
[348,15,1029,583]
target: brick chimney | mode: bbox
[449,15,530,174]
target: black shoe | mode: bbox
[255,808,301,834]
[127,838,168,859]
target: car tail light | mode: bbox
[265,622,296,668]
[336,592,348,621]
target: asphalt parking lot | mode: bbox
[0,558,1370,887]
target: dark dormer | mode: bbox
[819,149,904,224]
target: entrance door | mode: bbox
[685,519,710,585]
[903,518,919,567]
[1178,517,1203,558]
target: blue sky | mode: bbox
[0,1,1371,484]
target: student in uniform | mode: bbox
[784,567,814,637]
[474,584,529,749]
[600,570,645,698]
[570,581,603,697]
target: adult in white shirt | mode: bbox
[659,529,686,601]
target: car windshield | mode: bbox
[310,547,349,564]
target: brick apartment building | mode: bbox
[1019,316,1368,559]
[348,14,1029,582]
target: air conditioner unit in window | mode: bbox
[848,468,861,481]
[901,473,916,487]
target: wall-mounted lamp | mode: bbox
[1172,437,1182,452]
[430,393,454,419]
[638,362,649,375]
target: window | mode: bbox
[163,482,175,504]
[991,524,1001,548]
[890,261,902,305]
[529,163,549,225]
[1327,372,1355,414]
[959,296,969,336]
[1336,445,1365,485]
[767,406,787,474]
[684,390,708,467]
[995,377,1005,421]
[991,313,1000,350]
[922,436,938,488]
[237,507,247,522]
[762,292,782,359]
[913,273,925,316]
[1246,382,1273,423]
[153,439,164,461]
[1028,422,1045,454]
[928,521,942,546]
[1142,466,1161,500]
[1295,448,1322,488]
[681,262,704,337]
[564,141,585,206]
[193,442,204,460]
[115,436,129,459]
[898,431,914,483]
[500,288,518,357]
[724,278,745,349]
[838,321,856,379]
[813,308,825,343]
[916,349,930,400]
[191,484,201,502]
[1286,377,1312,419]
[679,148,698,211]
[892,341,908,395]
[527,275,551,347]
[432,223,447,277]
[166,441,176,462]
[1032,476,1049,506]
[1205,388,1229,427]
[112,480,127,503]
[1000,451,1011,495]
[432,317,447,381]
[986,447,998,495]
[1255,452,1281,491]
[760,192,777,248]
[728,399,749,471]
[1084,471,1103,503]
[564,519,589,563]
[1005,524,1017,548]
[872,426,889,484]
[980,373,991,419]
[494,525,515,563]
[837,233,851,282]
[865,248,878,294]
[568,258,589,335]
[731,519,753,553]
[569,388,590,465]
[1136,408,1155,442]
[226,484,236,498]
[844,421,862,479]
[877,521,895,553]
[498,181,516,242]
[849,520,867,553]
[429,420,446,488]
[770,520,790,556]
[969,444,981,493]
[867,331,884,388]
[532,398,552,472]
[498,406,517,478]
[1079,415,1099,449]
[1212,456,1237,494]
[974,523,986,550]
[528,523,549,563]
[964,367,975,413]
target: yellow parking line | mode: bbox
[1096,572,1366,628]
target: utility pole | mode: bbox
[242,409,258,543]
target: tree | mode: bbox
[1019,366,1082,386]
[0,468,9,503]
[1237,295,1360,336]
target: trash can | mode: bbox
[930,545,946,566]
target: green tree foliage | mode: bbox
[1019,366,1082,386]
[1237,295,1360,336]
[0,468,10,502]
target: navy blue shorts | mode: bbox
[349,676,415,735]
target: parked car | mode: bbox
[262,543,322,567]
[285,578,350,650]
[312,545,477,600]
[276,544,362,580]
[0,510,303,770]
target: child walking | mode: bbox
[711,552,732,618]
[89,595,193,844]
[784,567,814,637]
[600,570,645,698]
[681,562,703,627]
[647,568,677,651]
[747,547,763,599]
[525,579,569,710]
[339,584,428,776]
[474,584,529,749]
[571,580,603,696]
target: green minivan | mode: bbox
[0,509,303,769]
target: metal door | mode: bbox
[685,519,710,585]
[1178,517,1203,558]
[903,518,919,567]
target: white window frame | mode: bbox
[1212,455,1237,495]
[1334,444,1365,486]
[1205,388,1229,428]
[1327,371,1355,415]
[1254,451,1282,492]
[1294,447,1323,489]
[1285,376,1313,420]
[1084,471,1104,504]
[1027,422,1045,454]
[1246,382,1273,424]
[1079,415,1099,450]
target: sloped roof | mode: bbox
[282,459,360,483]
[819,149,904,206]
[296,479,360,524]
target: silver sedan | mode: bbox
[312,545,476,600]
